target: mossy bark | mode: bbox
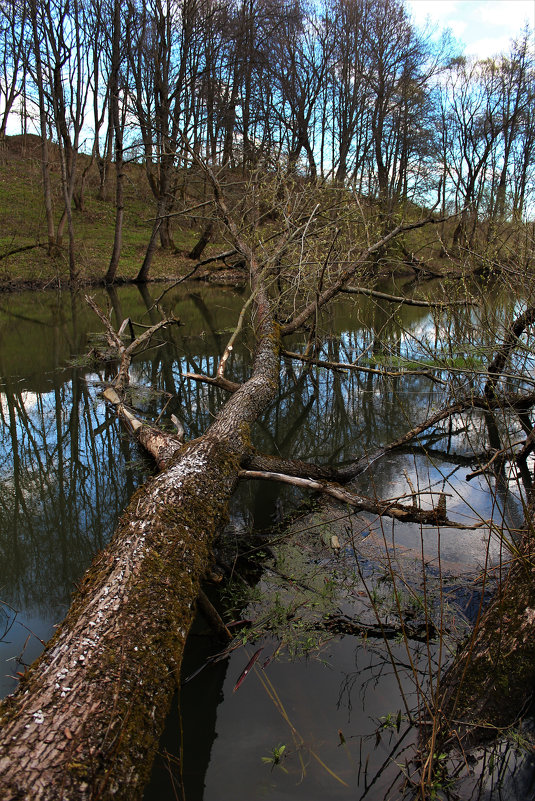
[0,269,280,799]
[0,439,235,799]
[438,533,535,748]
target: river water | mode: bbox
[0,281,534,800]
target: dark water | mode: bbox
[0,281,532,800]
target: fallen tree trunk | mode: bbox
[437,527,535,749]
[0,435,240,800]
[0,191,281,800]
[0,392,279,801]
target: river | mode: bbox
[0,281,533,800]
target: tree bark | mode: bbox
[0,206,281,800]
[436,516,535,749]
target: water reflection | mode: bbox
[0,281,531,798]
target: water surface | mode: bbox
[0,281,531,799]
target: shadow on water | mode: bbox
[0,281,533,799]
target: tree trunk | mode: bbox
[136,207,164,283]
[188,221,214,261]
[0,436,234,800]
[436,517,535,749]
[30,0,56,257]
[0,220,280,800]
[104,0,124,286]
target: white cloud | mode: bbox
[406,0,534,59]
[407,0,460,26]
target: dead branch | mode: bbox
[238,469,486,529]
[86,295,176,393]
[466,441,524,480]
[144,198,213,221]
[242,451,352,482]
[181,371,241,393]
[340,285,472,307]
[217,291,256,380]
[194,248,238,268]
[282,349,445,383]
[102,387,183,469]
[324,614,437,643]
[0,242,47,261]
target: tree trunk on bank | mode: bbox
[0,238,280,799]
[104,0,124,286]
[432,305,535,751]
[437,524,535,748]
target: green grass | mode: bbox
[0,136,215,285]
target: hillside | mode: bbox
[0,135,532,292]
[0,135,215,289]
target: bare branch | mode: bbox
[217,291,256,380]
[238,469,486,529]
[341,285,473,307]
[280,213,457,336]
[85,295,176,393]
[181,371,241,393]
[282,349,446,383]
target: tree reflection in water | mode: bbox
[0,282,532,799]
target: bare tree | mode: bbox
[0,0,28,139]
[105,0,129,284]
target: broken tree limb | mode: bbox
[340,285,472,307]
[102,387,183,469]
[86,295,176,393]
[465,441,523,481]
[238,469,485,529]
[181,370,241,393]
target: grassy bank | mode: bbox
[0,134,532,291]
[0,135,213,288]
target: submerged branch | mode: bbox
[238,469,485,528]
[341,285,472,307]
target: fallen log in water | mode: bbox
[437,527,535,748]
[0,203,281,799]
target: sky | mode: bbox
[405,0,535,59]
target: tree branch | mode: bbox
[340,285,472,307]
[280,214,455,335]
[238,469,485,529]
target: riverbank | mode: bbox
[3,135,531,294]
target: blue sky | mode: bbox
[406,0,534,58]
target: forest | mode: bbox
[1,1,535,801]
[0,0,534,281]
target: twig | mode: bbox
[217,291,257,380]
